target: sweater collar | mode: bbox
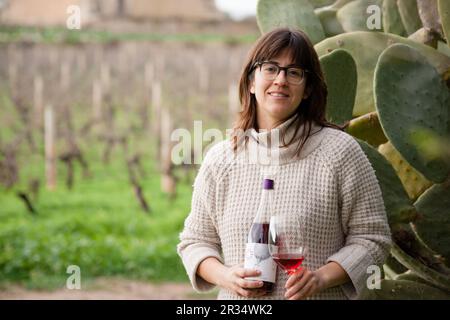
[240,116,326,166]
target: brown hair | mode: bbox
[232,27,345,156]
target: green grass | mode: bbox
[0,25,258,44]
[0,145,195,290]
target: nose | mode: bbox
[273,69,288,85]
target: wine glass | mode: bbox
[268,215,307,275]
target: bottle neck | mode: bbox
[253,188,273,224]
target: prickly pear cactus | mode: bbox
[309,0,336,8]
[315,6,345,37]
[378,142,432,201]
[257,0,325,44]
[356,140,417,226]
[314,32,450,116]
[413,183,450,261]
[347,112,387,147]
[374,43,450,183]
[382,0,407,36]
[367,279,450,300]
[336,0,383,32]
[439,0,450,49]
[397,0,422,35]
[319,49,356,124]
[257,0,450,299]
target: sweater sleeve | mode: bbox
[177,154,223,293]
[326,136,392,300]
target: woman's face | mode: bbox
[250,50,309,129]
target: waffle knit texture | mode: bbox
[177,116,392,300]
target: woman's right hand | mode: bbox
[218,264,267,298]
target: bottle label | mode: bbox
[244,243,277,283]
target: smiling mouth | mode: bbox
[268,92,289,98]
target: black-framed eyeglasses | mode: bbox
[253,61,309,85]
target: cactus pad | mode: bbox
[315,32,450,116]
[315,6,345,37]
[256,0,325,44]
[374,43,450,183]
[337,0,383,32]
[413,183,450,262]
[397,0,423,35]
[383,0,407,36]
[319,49,356,125]
[357,139,416,225]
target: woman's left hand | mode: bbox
[284,267,326,300]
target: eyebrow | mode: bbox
[265,60,302,68]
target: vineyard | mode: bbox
[0,37,252,290]
[2,0,450,300]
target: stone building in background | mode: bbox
[0,0,227,26]
[94,0,226,22]
[0,0,94,26]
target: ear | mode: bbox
[250,80,255,94]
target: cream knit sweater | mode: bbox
[177,117,392,300]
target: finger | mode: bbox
[237,278,264,289]
[285,267,305,289]
[233,281,266,298]
[301,284,317,300]
[289,282,314,300]
[285,268,304,289]
[236,268,261,278]
[285,272,312,299]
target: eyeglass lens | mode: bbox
[260,62,305,84]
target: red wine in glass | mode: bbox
[268,215,307,276]
[272,254,304,275]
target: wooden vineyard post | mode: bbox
[45,105,56,190]
[160,107,176,199]
[92,80,102,120]
[100,61,111,120]
[152,81,162,161]
[33,75,44,128]
[151,55,165,150]
[7,45,19,96]
[142,61,154,131]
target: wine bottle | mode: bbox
[244,178,277,292]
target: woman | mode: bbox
[177,28,392,300]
